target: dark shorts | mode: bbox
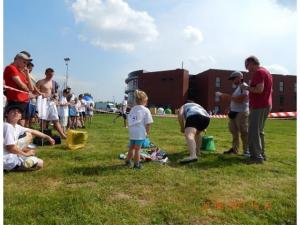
[25,103,36,119]
[5,101,28,119]
[185,114,210,131]
[119,112,127,120]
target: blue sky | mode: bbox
[3,0,297,102]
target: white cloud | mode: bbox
[265,64,289,75]
[70,0,159,51]
[183,25,203,44]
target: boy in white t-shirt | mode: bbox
[3,104,55,171]
[125,90,153,169]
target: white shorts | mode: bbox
[3,154,40,171]
[37,97,59,121]
[60,116,68,127]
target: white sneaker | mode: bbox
[243,151,251,157]
[179,156,198,164]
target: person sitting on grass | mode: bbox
[3,104,55,172]
[125,90,153,169]
[177,100,210,164]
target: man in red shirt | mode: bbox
[4,52,34,125]
[241,56,273,164]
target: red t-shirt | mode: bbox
[3,64,29,102]
[249,67,272,109]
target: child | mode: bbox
[3,104,55,171]
[68,98,77,129]
[58,89,69,133]
[125,90,153,169]
[86,103,94,124]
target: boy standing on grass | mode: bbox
[3,104,55,171]
[125,90,153,169]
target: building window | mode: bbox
[215,95,220,102]
[215,77,221,88]
[279,95,284,106]
[294,83,297,92]
[279,81,284,92]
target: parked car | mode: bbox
[95,102,118,113]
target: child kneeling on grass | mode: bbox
[125,90,153,169]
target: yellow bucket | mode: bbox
[66,130,88,150]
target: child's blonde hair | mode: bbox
[134,90,148,105]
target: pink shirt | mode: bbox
[249,67,273,109]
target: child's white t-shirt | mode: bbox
[3,122,28,156]
[128,105,153,140]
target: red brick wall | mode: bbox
[138,69,189,111]
[132,68,296,114]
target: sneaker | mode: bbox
[243,151,251,157]
[125,160,132,167]
[245,158,264,164]
[179,157,198,164]
[133,163,142,169]
[223,148,238,154]
[262,154,267,161]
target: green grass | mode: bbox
[4,114,296,225]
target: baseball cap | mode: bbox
[15,52,32,61]
[228,71,243,80]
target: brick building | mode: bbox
[125,68,297,113]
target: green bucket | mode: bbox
[164,108,172,114]
[201,136,216,152]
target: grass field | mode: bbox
[4,114,296,225]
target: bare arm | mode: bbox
[145,124,151,136]
[177,106,185,133]
[27,128,55,145]
[12,76,30,92]
[6,145,36,157]
[23,68,34,91]
[249,82,264,94]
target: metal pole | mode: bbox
[64,57,70,89]
[66,62,69,88]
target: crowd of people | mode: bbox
[3,51,94,171]
[123,55,272,168]
[3,52,272,171]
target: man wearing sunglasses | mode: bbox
[4,52,34,126]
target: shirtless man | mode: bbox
[36,68,67,139]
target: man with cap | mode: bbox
[3,104,55,171]
[216,71,250,156]
[113,94,128,127]
[241,56,273,164]
[3,51,35,126]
